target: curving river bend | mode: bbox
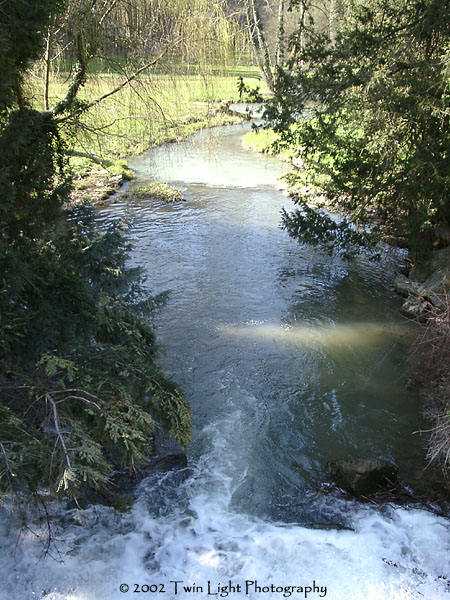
[1,123,449,600]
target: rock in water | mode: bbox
[330,458,398,496]
[150,453,188,472]
[394,273,418,298]
[400,295,431,321]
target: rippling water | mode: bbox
[1,123,448,600]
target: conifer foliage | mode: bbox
[268,0,450,258]
[0,1,191,501]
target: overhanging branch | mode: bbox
[55,48,168,125]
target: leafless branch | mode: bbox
[99,0,121,26]
[0,442,13,480]
[51,388,101,400]
[45,392,71,469]
[56,48,169,124]
[63,395,102,411]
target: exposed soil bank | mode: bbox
[397,246,450,486]
[68,169,128,206]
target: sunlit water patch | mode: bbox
[127,123,287,189]
[220,321,413,348]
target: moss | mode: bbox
[108,159,134,180]
[123,181,185,203]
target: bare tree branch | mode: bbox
[45,392,71,469]
[0,442,13,482]
[99,0,121,26]
[55,48,169,124]
[61,395,103,412]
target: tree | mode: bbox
[328,0,343,44]
[267,0,450,258]
[0,0,191,503]
[244,0,276,90]
[34,0,245,168]
[243,0,295,92]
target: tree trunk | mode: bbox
[244,0,274,92]
[329,0,343,45]
[275,0,286,69]
[44,24,54,111]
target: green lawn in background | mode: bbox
[29,66,263,176]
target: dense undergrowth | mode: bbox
[410,296,450,482]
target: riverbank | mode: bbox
[396,248,450,482]
[67,108,243,205]
[33,70,260,205]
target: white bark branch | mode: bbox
[45,392,71,469]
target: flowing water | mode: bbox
[1,123,449,600]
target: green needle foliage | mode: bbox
[0,1,191,502]
[266,0,450,259]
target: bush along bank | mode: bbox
[397,244,450,484]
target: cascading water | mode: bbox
[1,123,449,600]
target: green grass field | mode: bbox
[29,66,264,177]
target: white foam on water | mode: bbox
[1,405,449,600]
[1,493,449,600]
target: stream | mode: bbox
[1,122,449,599]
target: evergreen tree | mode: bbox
[267,0,450,258]
[0,0,191,502]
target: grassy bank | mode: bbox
[242,127,292,160]
[121,181,185,203]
